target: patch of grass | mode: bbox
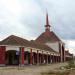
[68,60,74,67]
[64,60,75,69]
[41,71,70,75]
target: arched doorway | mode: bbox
[6,50,19,65]
[24,51,30,64]
[32,52,37,64]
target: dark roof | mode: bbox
[30,41,56,53]
[0,35,31,47]
[65,51,73,56]
[0,35,57,53]
[35,31,61,44]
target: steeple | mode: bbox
[45,13,51,32]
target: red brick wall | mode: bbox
[0,46,6,64]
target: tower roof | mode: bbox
[0,35,31,46]
[45,13,51,32]
[35,31,61,44]
[0,35,57,53]
[45,13,50,27]
[35,13,61,43]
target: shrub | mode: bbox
[41,71,70,75]
[68,60,75,68]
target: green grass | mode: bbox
[63,60,75,69]
[41,71,70,75]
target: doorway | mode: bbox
[6,50,19,65]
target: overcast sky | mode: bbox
[0,0,75,54]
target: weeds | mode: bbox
[41,71,70,75]
[64,60,75,69]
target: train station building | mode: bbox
[0,13,73,66]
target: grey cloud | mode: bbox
[0,0,75,41]
[39,0,75,40]
[0,0,75,54]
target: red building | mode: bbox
[35,13,65,62]
[65,50,73,61]
[0,13,72,66]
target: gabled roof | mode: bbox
[0,35,31,47]
[35,31,61,44]
[0,35,58,53]
[30,41,56,53]
[65,50,73,56]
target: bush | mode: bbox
[68,60,75,68]
[64,60,75,69]
[41,71,69,75]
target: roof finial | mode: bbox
[45,11,51,32]
[46,12,49,25]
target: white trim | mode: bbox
[38,50,42,53]
[4,45,59,56]
[51,53,54,55]
[43,51,47,54]
[32,49,37,53]
[65,55,73,57]
[0,45,25,47]
[6,46,19,51]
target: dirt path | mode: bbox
[69,70,75,75]
[0,63,67,75]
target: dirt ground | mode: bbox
[0,63,68,75]
[69,69,75,75]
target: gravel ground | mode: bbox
[69,69,75,75]
[0,63,67,75]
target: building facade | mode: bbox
[0,13,73,66]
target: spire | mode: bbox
[46,13,49,25]
[45,13,51,32]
